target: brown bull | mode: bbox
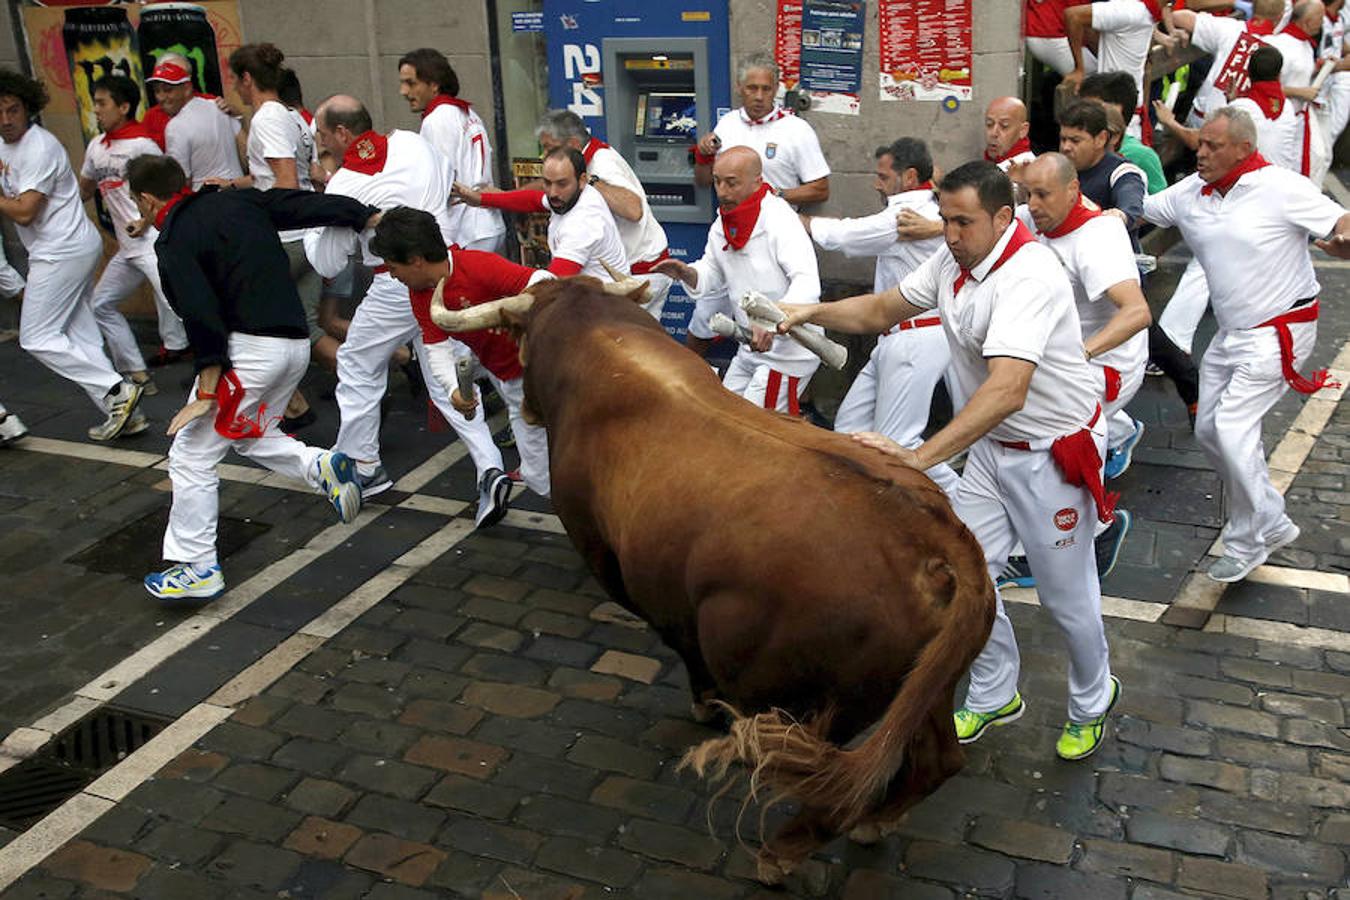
[431,273,996,883]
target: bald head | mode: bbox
[1293,0,1326,30]
[315,94,373,155]
[985,96,1030,161]
[712,145,765,210]
[1027,152,1078,187]
[1253,0,1286,18]
[1023,152,1082,234]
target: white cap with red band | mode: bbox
[147,61,192,85]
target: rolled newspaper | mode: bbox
[1162,81,1180,111]
[455,357,477,421]
[1312,59,1336,94]
[739,291,848,370]
[708,312,753,343]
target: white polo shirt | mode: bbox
[1143,165,1342,330]
[900,222,1099,443]
[420,100,506,248]
[0,124,99,262]
[304,129,454,278]
[1229,95,1302,171]
[165,95,243,189]
[711,108,830,194]
[585,142,668,266]
[1190,14,1266,121]
[545,185,629,280]
[686,191,823,375]
[247,100,315,242]
[1268,31,1318,93]
[1017,205,1146,375]
[81,132,164,258]
[1092,0,1156,131]
[809,187,944,292]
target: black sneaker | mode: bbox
[996,556,1034,589]
[475,467,512,529]
[1095,510,1132,580]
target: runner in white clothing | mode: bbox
[0,238,27,447]
[455,147,630,282]
[1267,1,1330,180]
[1143,106,1350,582]
[536,109,673,321]
[396,48,506,253]
[1066,0,1162,138]
[779,160,1122,762]
[79,74,188,389]
[305,95,512,518]
[803,137,957,496]
[1168,0,1282,128]
[147,56,244,190]
[0,69,144,441]
[657,146,823,413]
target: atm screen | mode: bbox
[638,92,697,140]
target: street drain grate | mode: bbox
[0,706,172,831]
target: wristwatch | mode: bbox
[588,174,601,186]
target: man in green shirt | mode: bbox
[1080,71,1167,193]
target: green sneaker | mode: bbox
[953,693,1025,744]
[1056,675,1122,760]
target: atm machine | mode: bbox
[542,1,731,338]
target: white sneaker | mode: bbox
[88,381,144,441]
[0,412,28,447]
[1266,522,1301,556]
[1207,553,1265,583]
[122,412,149,436]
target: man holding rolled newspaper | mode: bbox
[655,145,824,414]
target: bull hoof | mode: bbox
[755,852,794,886]
[847,823,883,845]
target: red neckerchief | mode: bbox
[142,105,169,149]
[154,186,194,230]
[214,369,273,440]
[985,136,1031,164]
[1280,22,1319,47]
[100,120,156,147]
[421,94,472,119]
[1200,150,1270,196]
[582,137,610,165]
[342,130,390,175]
[298,107,313,126]
[912,180,935,192]
[720,182,772,250]
[1051,408,1120,524]
[1140,0,1164,21]
[953,220,1036,294]
[739,105,790,126]
[1247,18,1277,35]
[1040,192,1102,239]
[1240,79,1286,119]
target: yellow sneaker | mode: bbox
[1056,675,1122,760]
[953,693,1025,744]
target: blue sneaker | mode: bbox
[145,563,224,601]
[1104,419,1144,480]
[1095,509,1132,579]
[316,451,362,523]
[356,464,393,499]
[996,556,1035,589]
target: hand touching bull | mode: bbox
[655,259,777,352]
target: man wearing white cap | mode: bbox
[147,55,244,191]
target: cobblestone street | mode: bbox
[0,250,1348,899]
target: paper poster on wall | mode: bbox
[774,0,860,115]
[21,1,242,158]
[878,0,973,103]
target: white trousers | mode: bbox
[1326,71,1350,147]
[956,433,1114,723]
[1159,257,1208,356]
[834,324,960,498]
[1195,320,1312,562]
[422,339,551,497]
[164,334,325,566]
[460,232,507,254]
[19,244,121,410]
[1096,360,1145,451]
[334,276,500,479]
[92,250,188,368]
[722,352,816,413]
[1025,37,1097,76]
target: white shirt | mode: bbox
[1092,0,1156,133]
[711,108,830,195]
[544,185,629,280]
[687,191,823,375]
[1144,166,1342,330]
[420,101,505,247]
[247,100,315,242]
[1229,96,1302,171]
[1018,206,1146,375]
[165,95,243,189]
[1268,31,1318,105]
[586,144,668,265]
[995,151,1037,172]
[809,187,944,293]
[305,129,454,278]
[81,132,163,257]
[900,222,1098,443]
[1190,14,1261,120]
[0,124,98,262]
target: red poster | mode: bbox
[775,0,803,90]
[1212,31,1264,95]
[878,0,974,102]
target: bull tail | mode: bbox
[681,550,993,830]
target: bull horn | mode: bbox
[428,276,535,332]
[599,259,653,304]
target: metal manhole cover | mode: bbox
[67,507,270,578]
